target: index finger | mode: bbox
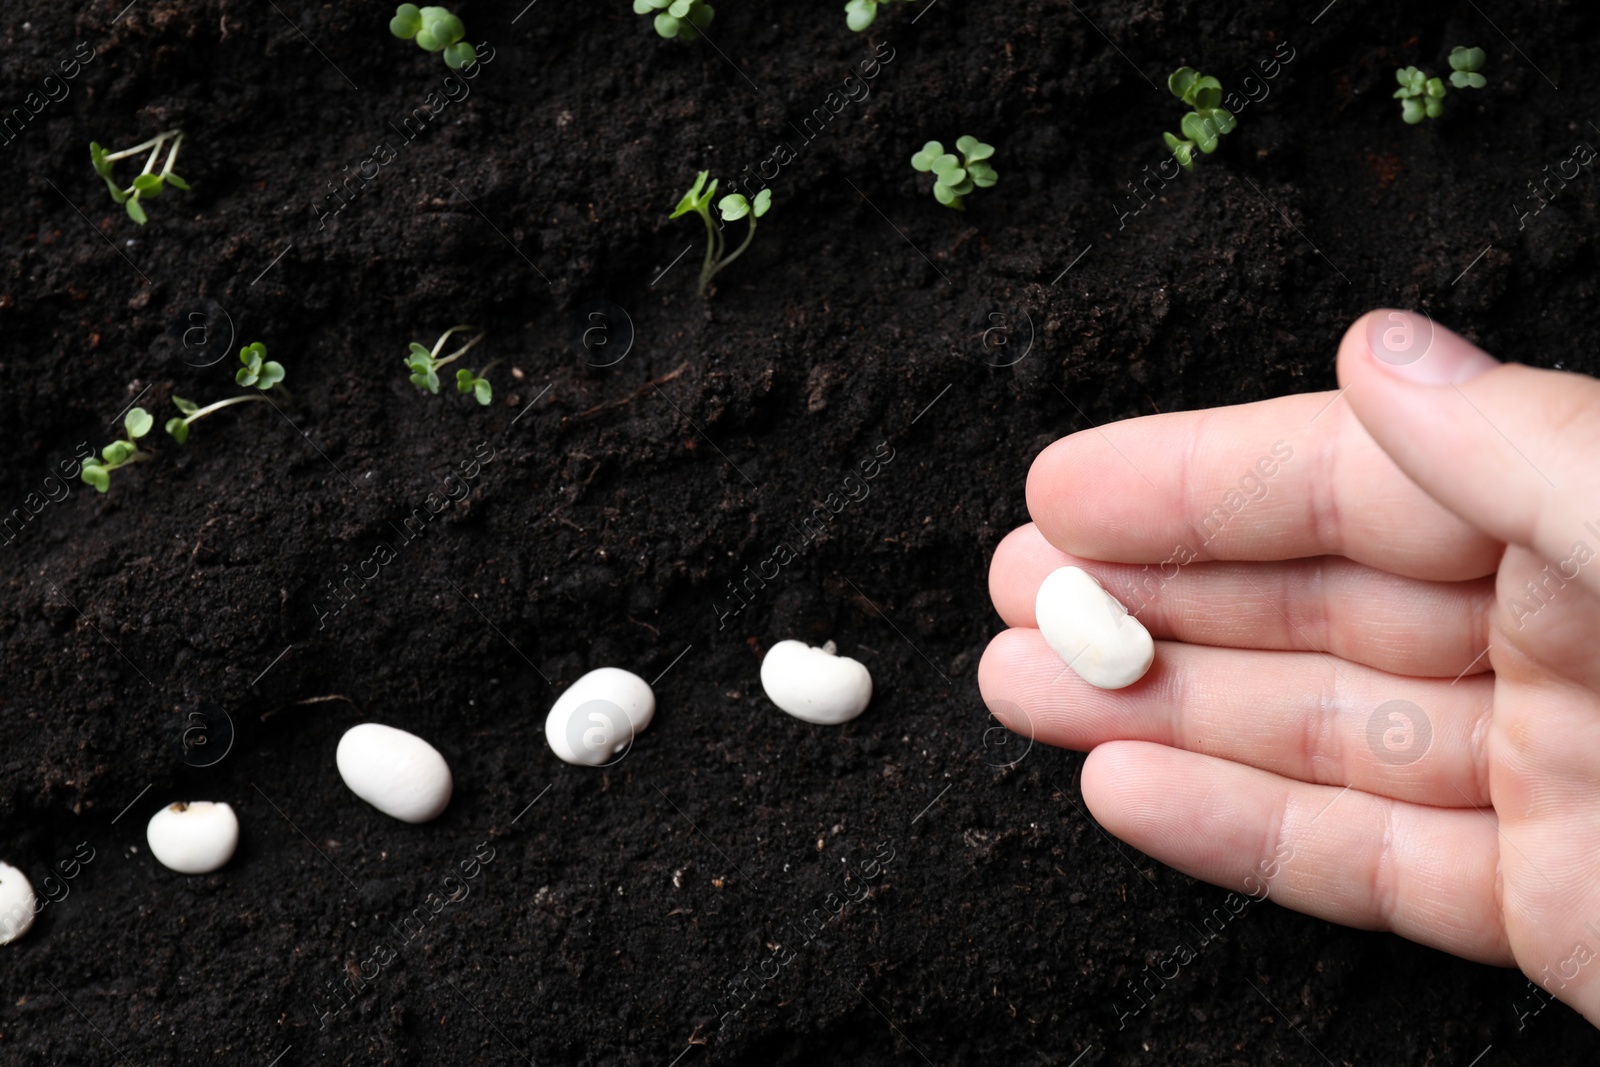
[1025,390,1502,581]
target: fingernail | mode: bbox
[1364,309,1500,384]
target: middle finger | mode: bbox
[990,523,1495,679]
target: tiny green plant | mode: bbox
[88,130,190,225]
[1448,46,1487,89]
[1162,68,1237,171]
[405,326,493,405]
[81,409,154,493]
[844,0,916,32]
[1393,67,1445,123]
[455,368,492,406]
[910,137,997,210]
[634,0,714,40]
[390,4,478,69]
[671,171,773,294]
[164,343,286,444]
[1395,47,1485,124]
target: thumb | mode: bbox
[1338,309,1600,602]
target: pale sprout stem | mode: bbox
[431,328,485,370]
[185,394,270,423]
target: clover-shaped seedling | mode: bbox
[1393,66,1446,123]
[718,188,772,223]
[88,130,190,225]
[671,172,773,293]
[235,342,285,390]
[1448,46,1487,89]
[634,0,714,41]
[1162,67,1237,172]
[911,137,997,210]
[456,368,493,406]
[81,408,154,493]
[1395,47,1484,125]
[164,342,288,445]
[405,326,491,404]
[390,4,478,69]
[844,0,916,32]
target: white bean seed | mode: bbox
[760,640,873,724]
[545,668,656,767]
[1035,566,1154,689]
[0,862,37,944]
[146,801,240,874]
[336,723,454,823]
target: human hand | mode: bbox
[979,309,1600,1026]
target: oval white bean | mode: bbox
[146,801,240,874]
[760,640,872,724]
[1035,566,1154,689]
[545,667,656,767]
[336,723,454,823]
[0,862,37,944]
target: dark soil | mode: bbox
[3,0,1599,1063]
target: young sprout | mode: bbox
[88,130,190,225]
[844,0,915,32]
[165,343,287,444]
[390,4,478,69]
[455,368,493,406]
[1162,68,1236,171]
[81,408,154,493]
[1448,46,1487,89]
[670,171,773,294]
[910,137,997,210]
[234,342,285,390]
[1395,48,1485,124]
[405,326,492,404]
[1394,66,1446,123]
[634,0,714,40]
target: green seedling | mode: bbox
[844,0,916,32]
[164,343,287,444]
[1163,68,1237,171]
[670,171,773,294]
[1448,46,1487,89]
[406,326,492,404]
[390,4,478,69]
[455,367,493,406]
[1393,67,1446,123]
[910,136,997,210]
[234,341,285,390]
[88,130,190,225]
[1395,47,1485,124]
[634,0,714,40]
[81,408,154,493]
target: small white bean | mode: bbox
[760,640,872,724]
[545,667,655,767]
[0,861,37,944]
[336,723,454,823]
[1035,566,1154,690]
[146,801,240,874]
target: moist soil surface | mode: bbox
[3,0,1600,1064]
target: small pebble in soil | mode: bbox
[336,723,454,823]
[545,667,656,766]
[760,640,873,724]
[146,801,240,874]
[0,861,38,943]
[1035,566,1154,689]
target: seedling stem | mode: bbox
[406,327,493,403]
[165,342,288,444]
[429,325,484,370]
[89,130,190,225]
[671,172,772,294]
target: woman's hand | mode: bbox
[980,310,1600,1025]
